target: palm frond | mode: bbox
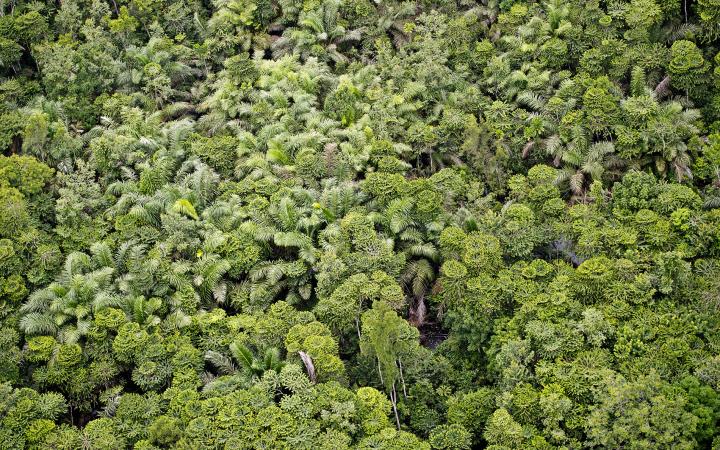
[19,313,57,335]
[229,342,254,372]
[205,350,237,375]
[703,196,720,209]
[408,243,439,261]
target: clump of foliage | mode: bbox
[2,0,720,448]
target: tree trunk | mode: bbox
[398,359,407,398]
[391,382,401,430]
[654,75,670,98]
[298,351,316,383]
[377,356,384,386]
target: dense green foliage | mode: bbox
[2,0,720,448]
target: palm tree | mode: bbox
[193,253,231,305]
[648,100,699,181]
[93,293,163,329]
[617,93,700,181]
[272,0,363,64]
[20,251,115,344]
[402,258,436,326]
[119,37,199,106]
[205,341,284,380]
[374,2,417,49]
[556,141,622,200]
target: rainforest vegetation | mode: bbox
[3,0,720,448]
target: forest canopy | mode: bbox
[2,0,720,448]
